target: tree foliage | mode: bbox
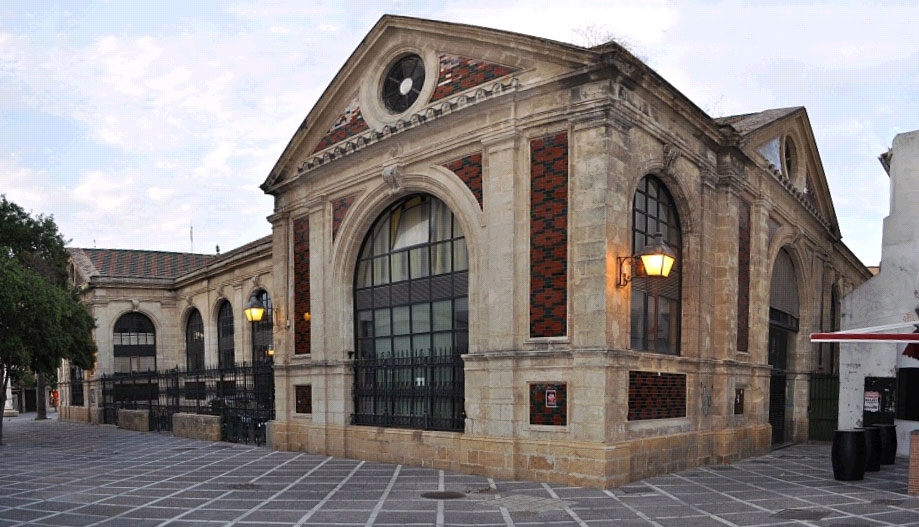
[0,195,96,443]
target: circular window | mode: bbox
[382,54,425,113]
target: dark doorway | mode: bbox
[768,323,789,444]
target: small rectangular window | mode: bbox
[295,385,312,414]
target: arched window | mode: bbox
[113,312,156,373]
[352,194,468,431]
[251,290,273,364]
[186,309,205,371]
[630,175,682,355]
[217,301,234,368]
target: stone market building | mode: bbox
[60,15,870,488]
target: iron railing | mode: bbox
[352,348,465,432]
[100,361,274,445]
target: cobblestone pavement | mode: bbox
[1,414,917,527]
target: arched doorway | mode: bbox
[352,194,468,431]
[769,248,799,445]
[113,312,157,373]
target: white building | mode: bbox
[841,129,919,456]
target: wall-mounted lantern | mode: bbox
[617,232,677,287]
[244,296,265,322]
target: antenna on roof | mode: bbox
[216,244,220,256]
[190,225,194,253]
[93,239,96,249]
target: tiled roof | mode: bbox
[714,107,803,135]
[69,248,214,279]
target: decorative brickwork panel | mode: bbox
[295,385,312,414]
[737,200,751,351]
[529,132,568,338]
[431,54,518,102]
[312,93,369,154]
[442,153,483,209]
[628,371,686,421]
[529,383,567,426]
[294,216,311,355]
[909,431,918,495]
[332,195,356,240]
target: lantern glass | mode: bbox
[244,297,265,322]
[640,252,675,278]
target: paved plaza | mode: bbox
[0,414,917,527]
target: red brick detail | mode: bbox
[312,95,369,154]
[529,132,568,338]
[737,200,751,351]
[909,431,919,495]
[628,371,686,421]
[529,383,567,426]
[430,54,518,102]
[332,195,356,240]
[442,153,483,209]
[294,216,310,355]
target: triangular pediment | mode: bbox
[719,107,841,237]
[261,15,592,192]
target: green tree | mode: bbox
[0,196,96,445]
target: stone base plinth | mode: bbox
[117,409,149,432]
[173,413,221,442]
[269,421,770,489]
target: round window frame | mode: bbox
[380,54,426,114]
[359,47,437,127]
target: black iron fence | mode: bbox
[100,361,274,445]
[352,349,465,432]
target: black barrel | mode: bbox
[856,427,881,471]
[874,423,897,464]
[832,429,866,481]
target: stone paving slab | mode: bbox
[1,413,917,526]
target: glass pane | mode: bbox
[433,300,452,331]
[412,303,430,333]
[356,259,371,288]
[392,202,429,250]
[454,297,468,331]
[373,218,390,254]
[375,338,392,358]
[113,334,122,345]
[358,310,373,338]
[453,239,468,271]
[431,199,452,241]
[433,332,453,355]
[410,247,429,279]
[391,251,408,282]
[359,338,374,359]
[373,256,389,285]
[432,241,451,275]
[393,336,411,357]
[630,292,645,350]
[374,308,391,336]
[412,334,430,357]
[392,306,410,335]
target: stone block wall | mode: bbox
[117,409,149,432]
[173,412,221,442]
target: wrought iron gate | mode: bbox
[808,373,839,441]
[100,362,274,445]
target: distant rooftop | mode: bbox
[69,248,215,279]
[714,106,803,136]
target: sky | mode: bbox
[1,1,917,265]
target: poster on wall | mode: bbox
[864,391,880,413]
[863,377,896,427]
